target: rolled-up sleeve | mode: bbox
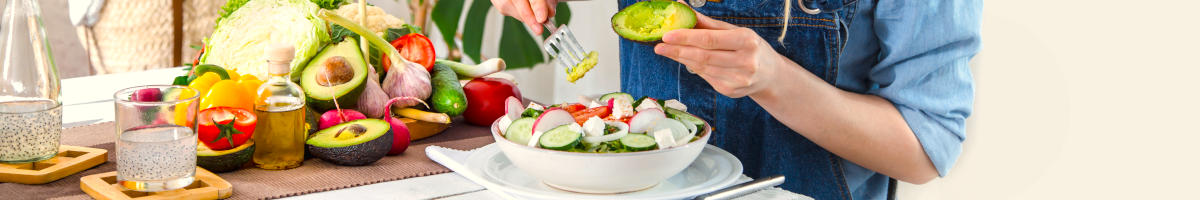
[869,0,981,176]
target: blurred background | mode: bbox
[36,0,1200,199]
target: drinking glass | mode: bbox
[0,0,62,163]
[113,85,198,192]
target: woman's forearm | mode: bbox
[748,58,939,184]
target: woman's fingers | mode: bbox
[529,0,549,26]
[654,43,741,68]
[509,0,540,34]
[662,28,755,50]
[692,10,738,30]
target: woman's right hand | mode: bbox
[491,0,558,35]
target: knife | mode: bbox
[692,175,786,200]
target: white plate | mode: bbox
[464,145,744,200]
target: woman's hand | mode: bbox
[653,12,794,98]
[491,0,557,35]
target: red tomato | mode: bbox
[462,77,522,126]
[571,107,611,125]
[197,107,257,151]
[382,33,436,72]
[560,104,587,113]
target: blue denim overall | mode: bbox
[618,0,859,199]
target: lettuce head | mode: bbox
[202,0,330,81]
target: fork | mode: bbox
[541,17,591,73]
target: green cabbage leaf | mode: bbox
[203,0,331,80]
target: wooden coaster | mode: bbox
[80,167,232,200]
[0,145,107,184]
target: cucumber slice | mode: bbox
[598,92,634,105]
[665,108,705,132]
[505,118,536,145]
[619,134,658,152]
[539,125,582,150]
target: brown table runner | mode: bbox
[0,119,496,200]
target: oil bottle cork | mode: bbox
[266,43,295,75]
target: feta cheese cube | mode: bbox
[663,99,687,112]
[653,129,678,149]
[582,117,606,137]
[635,98,661,112]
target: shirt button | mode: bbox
[689,0,706,8]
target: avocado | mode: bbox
[306,119,393,166]
[301,37,369,112]
[197,141,255,173]
[611,0,697,43]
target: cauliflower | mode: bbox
[335,3,407,35]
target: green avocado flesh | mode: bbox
[611,0,697,42]
[197,141,254,173]
[301,37,369,112]
[306,119,393,166]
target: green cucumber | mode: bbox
[598,92,634,104]
[665,108,705,131]
[430,63,468,116]
[505,117,536,145]
[539,125,582,150]
[619,134,657,151]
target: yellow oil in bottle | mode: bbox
[252,97,306,170]
[252,43,308,170]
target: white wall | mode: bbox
[377,0,1200,198]
[898,0,1200,199]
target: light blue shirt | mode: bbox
[836,1,981,199]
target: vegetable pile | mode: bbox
[496,92,706,153]
[166,0,522,170]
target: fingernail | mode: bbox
[654,44,666,54]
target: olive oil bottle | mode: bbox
[252,44,307,170]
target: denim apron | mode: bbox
[617,0,860,199]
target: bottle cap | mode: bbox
[266,43,295,74]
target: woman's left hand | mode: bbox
[654,12,791,98]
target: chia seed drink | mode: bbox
[116,125,196,192]
[0,99,62,163]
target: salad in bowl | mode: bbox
[490,92,712,193]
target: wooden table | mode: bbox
[62,68,810,200]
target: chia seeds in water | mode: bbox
[117,125,196,182]
[0,99,62,163]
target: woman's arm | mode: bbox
[748,58,939,184]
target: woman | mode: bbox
[492,0,980,199]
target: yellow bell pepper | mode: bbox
[188,72,222,96]
[236,74,263,101]
[199,80,253,111]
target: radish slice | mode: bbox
[505,96,524,119]
[532,109,574,135]
[582,122,628,144]
[628,108,665,133]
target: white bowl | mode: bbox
[490,117,712,194]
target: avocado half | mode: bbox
[611,0,698,43]
[306,119,393,166]
[301,37,369,112]
[197,141,255,173]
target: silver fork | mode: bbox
[541,17,591,73]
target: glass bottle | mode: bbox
[252,44,307,170]
[0,0,62,163]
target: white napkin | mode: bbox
[426,144,521,200]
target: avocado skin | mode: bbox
[197,144,255,173]
[308,130,394,166]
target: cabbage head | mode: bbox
[202,0,330,81]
